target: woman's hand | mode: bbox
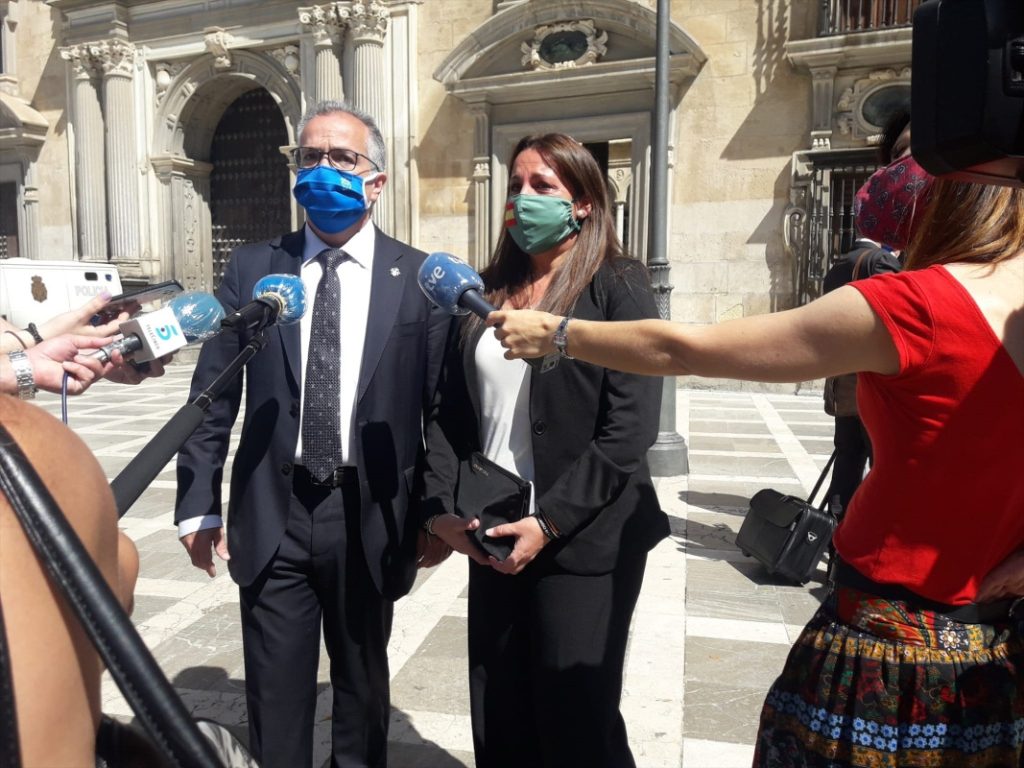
[431,513,491,566]
[28,335,113,395]
[102,350,172,385]
[487,516,549,575]
[416,530,452,569]
[976,549,1024,602]
[487,310,560,359]
[38,292,139,341]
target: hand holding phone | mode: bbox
[91,280,185,325]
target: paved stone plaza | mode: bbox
[32,363,837,768]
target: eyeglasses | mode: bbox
[291,146,380,172]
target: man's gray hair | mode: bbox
[297,100,387,170]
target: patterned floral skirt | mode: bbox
[754,585,1024,767]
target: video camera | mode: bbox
[913,0,1024,186]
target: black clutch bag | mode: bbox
[454,451,532,561]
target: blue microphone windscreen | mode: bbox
[169,292,227,342]
[417,252,485,316]
[253,273,307,325]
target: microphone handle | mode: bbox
[111,403,207,517]
[459,289,551,372]
[94,334,143,365]
[457,289,496,319]
[222,296,278,331]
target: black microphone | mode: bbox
[221,273,308,331]
[416,252,558,372]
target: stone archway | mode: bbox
[150,50,302,293]
[432,0,705,266]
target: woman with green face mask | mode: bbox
[419,133,668,767]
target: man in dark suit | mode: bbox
[175,101,449,767]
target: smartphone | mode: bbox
[92,279,185,324]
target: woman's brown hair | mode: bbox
[905,176,1024,270]
[462,133,622,341]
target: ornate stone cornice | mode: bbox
[350,1,389,44]
[299,4,350,46]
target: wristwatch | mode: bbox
[553,316,574,359]
[7,350,36,400]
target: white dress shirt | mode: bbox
[178,222,374,539]
[474,329,536,512]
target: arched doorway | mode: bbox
[209,88,291,289]
[150,50,302,295]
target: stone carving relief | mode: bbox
[153,61,189,106]
[59,44,101,80]
[350,1,390,43]
[94,39,136,78]
[204,27,236,70]
[299,4,351,45]
[836,67,911,139]
[271,45,301,78]
[521,19,607,71]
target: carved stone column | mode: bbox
[60,45,108,260]
[96,39,141,261]
[20,164,40,261]
[349,1,391,232]
[810,65,838,149]
[299,4,347,104]
[466,100,491,269]
[152,156,213,294]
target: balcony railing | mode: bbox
[818,0,923,36]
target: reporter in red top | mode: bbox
[489,171,1024,766]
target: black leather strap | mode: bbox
[0,423,222,767]
[0,601,21,768]
[832,558,1017,624]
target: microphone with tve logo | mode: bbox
[416,252,557,372]
[221,273,308,332]
[94,291,225,364]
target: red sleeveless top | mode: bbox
[833,265,1024,604]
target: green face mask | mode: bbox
[504,194,582,255]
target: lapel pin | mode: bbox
[390,267,401,277]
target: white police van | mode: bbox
[0,259,122,326]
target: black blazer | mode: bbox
[422,258,669,575]
[175,227,450,599]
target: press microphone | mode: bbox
[417,252,557,372]
[417,252,496,319]
[94,291,225,364]
[221,273,307,331]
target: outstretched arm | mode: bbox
[488,285,900,383]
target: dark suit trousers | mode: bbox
[467,554,647,768]
[239,471,392,768]
[826,415,873,515]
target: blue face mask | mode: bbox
[292,165,377,234]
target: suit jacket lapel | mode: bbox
[271,229,305,391]
[357,230,405,402]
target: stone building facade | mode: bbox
[0,0,916,383]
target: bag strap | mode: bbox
[0,423,223,768]
[806,449,838,509]
[0,602,20,768]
